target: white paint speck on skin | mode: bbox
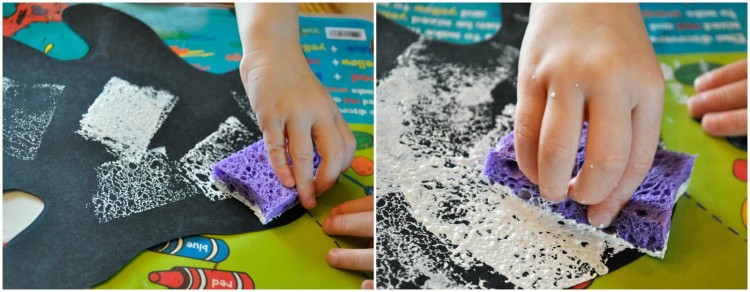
[77,77,178,162]
[377,38,631,289]
[549,92,556,99]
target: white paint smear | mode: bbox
[77,77,178,162]
[376,39,630,289]
[179,116,256,201]
[92,147,197,223]
[3,77,65,160]
[230,91,258,124]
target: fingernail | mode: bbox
[362,280,374,289]
[327,249,340,266]
[589,210,614,228]
[322,218,331,232]
[306,199,317,209]
[280,173,295,188]
[693,75,704,90]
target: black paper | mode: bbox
[375,3,642,289]
[3,5,306,288]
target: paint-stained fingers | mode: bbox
[287,121,317,209]
[323,211,374,237]
[335,111,357,174]
[312,118,346,196]
[327,248,374,272]
[263,127,295,188]
[329,195,374,217]
[570,93,632,205]
[702,108,748,137]
[514,72,547,185]
[587,100,662,227]
[688,79,747,118]
[694,59,747,92]
[537,84,585,202]
[361,279,374,289]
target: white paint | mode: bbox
[229,91,258,124]
[377,38,634,288]
[660,62,675,80]
[77,77,178,162]
[3,77,65,161]
[209,175,299,225]
[3,190,44,242]
[179,116,256,201]
[91,147,197,223]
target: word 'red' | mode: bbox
[351,74,375,83]
[149,267,254,289]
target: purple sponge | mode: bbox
[211,140,320,224]
[484,124,695,258]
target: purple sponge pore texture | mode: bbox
[483,124,695,254]
[212,140,321,221]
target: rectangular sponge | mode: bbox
[211,140,320,224]
[483,124,695,258]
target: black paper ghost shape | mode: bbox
[3,4,307,288]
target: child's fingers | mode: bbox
[287,121,317,209]
[323,211,374,237]
[514,71,547,185]
[694,59,747,92]
[312,119,346,196]
[587,99,662,228]
[702,108,748,137]
[263,127,295,188]
[329,195,373,217]
[570,92,632,205]
[688,79,747,118]
[537,83,585,202]
[335,111,357,173]
[361,279,374,289]
[327,248,374,272]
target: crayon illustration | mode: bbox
[149,266,254,289]
[149,236,229,263]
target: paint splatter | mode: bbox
[3,77,65,161]
[77,77,178,162]
[91,147,197,223]
[376,39,630,289]
[179,116,256,201]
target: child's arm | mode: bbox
[236,3,356,209]
[515,3,664,227]
[688,59,747,136]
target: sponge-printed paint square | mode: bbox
[77,76,177,162]
[179,116,255,201]
[92,147,197,223]
[3,77,65,161]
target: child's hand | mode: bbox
[688,59,747,136]
[237,4,356,209]
[323,196,374,289]
[515,4,664,228]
